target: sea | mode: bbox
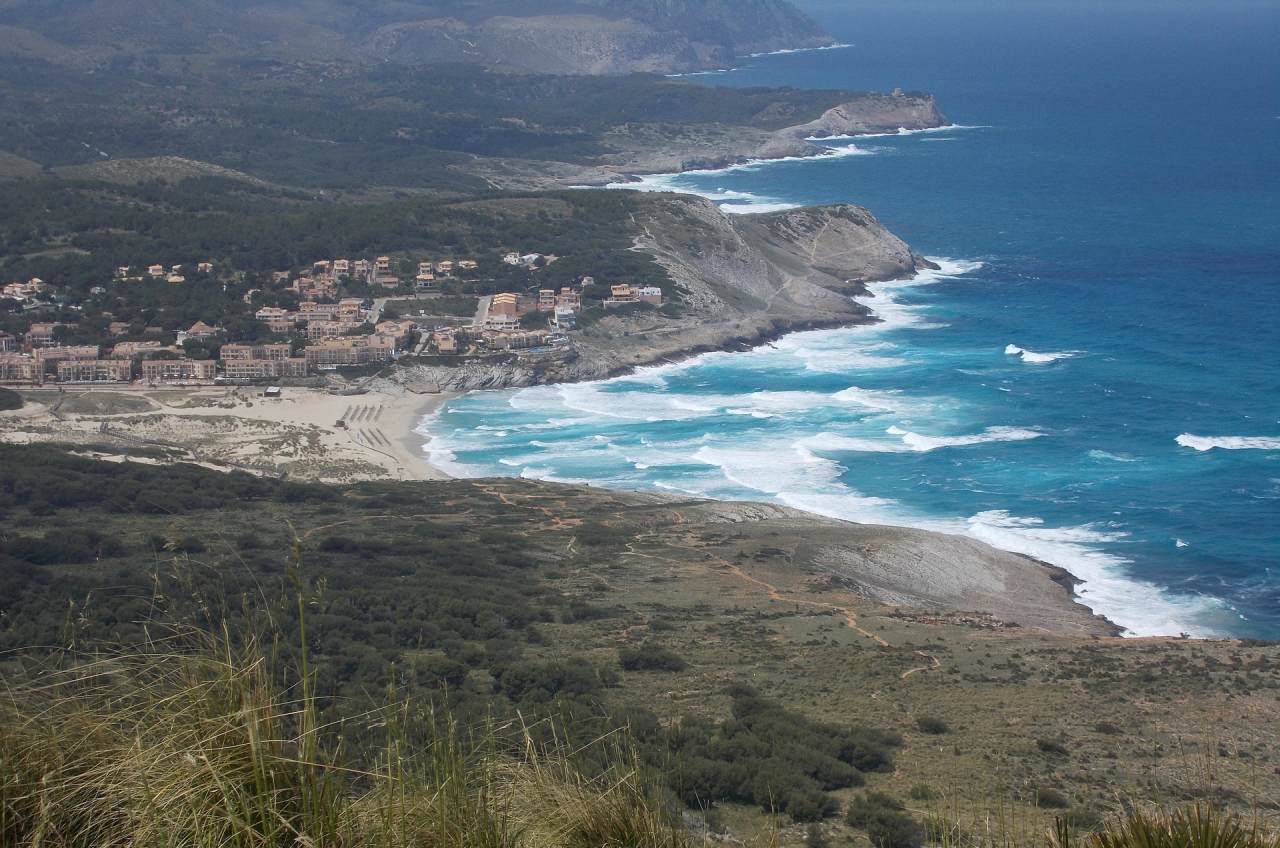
[422,2,1280,639]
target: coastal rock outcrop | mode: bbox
[731,203,938,289]
[792,92,948,138]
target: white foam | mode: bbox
[604,140,878,202]
[781,339,908,371]
[892,425,1044,451]
[720,199,802,215]
[1089,449,1137,463]
[421,256,1229,638]
[664,67,739,78]
[1005,344,1079,364]
[805,124,991,142]
[747,43,853,58]
[1176,434,1280,452]
[803,425,1043,454]
[842,257,983,335]
[421,433,481,479]
[686,436,1225,638]
[512,380,911,424]
[963,510,1224,637]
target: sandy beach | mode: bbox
[0,384,458,484]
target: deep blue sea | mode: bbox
[423,2,1280,639]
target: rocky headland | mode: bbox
[463,92,949,189]
[388,194,935,392]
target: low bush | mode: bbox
[846,792,924,848]
[619,643,687,672]
[908,783,936,801]
[1036,787,1071,809]
[661,687,898,822]
[0,387,22,411]
[1037,738,1070,757]
[915,715,950,735]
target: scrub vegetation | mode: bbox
[0,445,1278,845]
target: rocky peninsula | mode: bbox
[464,92,949,190]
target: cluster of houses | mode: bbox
[2,278,51,303]
[1,245,669,386]
[112,253,484,294]
[270,256,481,296]
[0,307,419,385]
[114,263,215,285]
[502,252,554,269]
[423,278,663,357]
[478,279,659,334]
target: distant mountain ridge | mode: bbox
[0,0,835,74]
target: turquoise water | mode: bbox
[423,3,1280,638]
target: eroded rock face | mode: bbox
[731,203,935,287]
[635,195,930,307]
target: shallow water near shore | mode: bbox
[424,3,1280,638]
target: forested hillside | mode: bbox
[0,57,853,185]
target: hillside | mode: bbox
[0,444,1276,846]
[0,182,930,395]
[0,0,832,75]
[0,51,942,190]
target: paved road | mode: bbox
[473,295,492,329]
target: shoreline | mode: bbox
[412,259,1208,642]
[378,387,459,481]
[0,384,458,484]
[593,123,974,202]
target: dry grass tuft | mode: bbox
[0,630,691,848]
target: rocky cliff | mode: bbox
[390,194,933,391]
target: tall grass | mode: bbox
[1051,806,1280,848]
[0,629,691,848]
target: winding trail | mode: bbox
[616,522,946,678]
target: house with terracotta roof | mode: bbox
[177,321,221,343]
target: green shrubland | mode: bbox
[1,446,1278,845]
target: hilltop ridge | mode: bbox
[0,0,833,75]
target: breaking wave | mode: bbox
[804,124,992,141]
[1005,344,1078,364]
[1176,434,1280,452]
[420,256,1239,639]
[802,425,1043,454]
[747,43,853,58]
